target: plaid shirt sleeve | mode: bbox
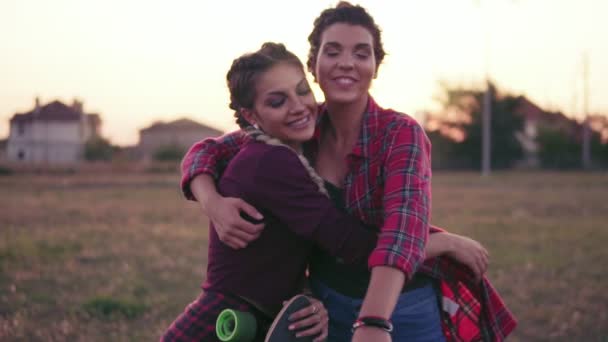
[368,121,432,281]
[180,130,248,200]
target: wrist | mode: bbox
[200,191,220,214]
[352,316,393,333]
[442,232,458,255]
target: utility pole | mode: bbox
[477,0,492,176]
[482,80,492,175]
[582,52,591,169]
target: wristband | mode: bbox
[352,316,393,333]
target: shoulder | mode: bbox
[373,105,429,146]
[225,142,322,200]
[256,143,302,167]
[229,142,304,177]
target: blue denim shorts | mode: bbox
[311,278,446,342]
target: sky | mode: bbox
[1,0,606,146]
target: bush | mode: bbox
[82,297,146,320]
[0,166,13,176]
[153,144,186,162]
[84,137,115,161]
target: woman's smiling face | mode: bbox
[313,23,377,106]
[242,62,317,150]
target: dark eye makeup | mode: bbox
[266,96,286,108]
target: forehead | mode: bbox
[320,23,374,47]
[255,63,305,95]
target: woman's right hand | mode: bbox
[206,196,265,249]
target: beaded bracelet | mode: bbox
[351,316,394,333]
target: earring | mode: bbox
[253,123,260,130]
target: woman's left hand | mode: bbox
[287,297,328,341]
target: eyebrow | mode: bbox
[323,42,372,50]
[265,77,308,96]
[296,78,309,89]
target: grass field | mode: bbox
[0,171,607,341]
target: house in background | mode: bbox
[7,98,101,164]
[514,96,582,168]
[136,118,223,160]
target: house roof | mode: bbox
[140,118,223,134]
[10,100,86,123]
[515,96,576,125]
[514,96,545,120]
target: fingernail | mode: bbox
[289,325,295,330]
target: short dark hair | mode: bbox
[307,1,386,77]
[226,42,304,128]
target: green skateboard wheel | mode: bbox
[216,309,258,342]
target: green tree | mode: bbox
[536,127,581,169]
[538,127,608,169]
[430,83,524,169]
[84,137,114,161]
[153,144,186,161]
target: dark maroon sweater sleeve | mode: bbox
[241,146,377,265]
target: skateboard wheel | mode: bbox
[216,309,257,342]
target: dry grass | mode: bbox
[0,171,606,341]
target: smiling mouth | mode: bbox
[332,76,357,86]
[287,114,312,129]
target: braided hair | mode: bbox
[244,126,328,197]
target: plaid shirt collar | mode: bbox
[312,95,382,160]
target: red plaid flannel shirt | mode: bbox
[180,96,516,341]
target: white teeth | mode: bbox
[335,77,355,85]
[288,115,310,128]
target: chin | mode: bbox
[292,129,315,142]
[325,91,361,105]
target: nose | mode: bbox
[288,97,307,115]
[337,54,354,70]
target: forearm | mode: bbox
[425,231,454,259]
[358,266,405,318]
[190,174,221,214]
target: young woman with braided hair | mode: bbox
[163,42,344,342]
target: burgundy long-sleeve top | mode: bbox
[202,141,377,314]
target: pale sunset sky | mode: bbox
[1,0,606,146]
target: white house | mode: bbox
[7,98,101,164]
[137,118,223,160]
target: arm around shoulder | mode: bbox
[180,130,248,200]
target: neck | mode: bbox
[287,142,303,154]
[325,94,369,148]
[246,126,303,154]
